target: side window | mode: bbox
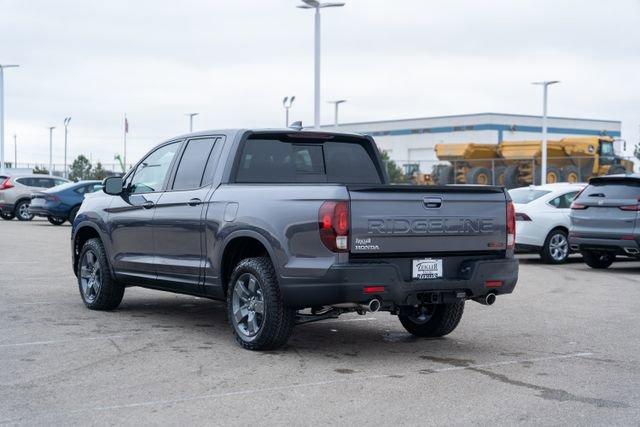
[172,138,218,190]
[74,186,87,195]
[129,142,179,194]
[16,178,32,186]
[54,179,66,186]
[86,184,103,193]
[549,191,578,209]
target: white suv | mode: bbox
[509,183,586,263]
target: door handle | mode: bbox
[141,201,155,209]
[187,198,202,207]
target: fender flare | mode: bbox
[216,228,283,278]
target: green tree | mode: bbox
[33,165,49,175]
[69,155,92,181]
[380,151,405,184]
[91,162,108,180]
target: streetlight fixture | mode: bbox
[282,96,296,127]
[327,99,346,128]
[0,64,19,174]
[48,126,55,174]
[297,0,345,129]
[186,113,199,133]
[532,80,560,185]
[63,117,71,178]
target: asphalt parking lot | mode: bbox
[1,219,639,425]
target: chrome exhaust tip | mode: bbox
[368,299,381,313]
[624,247,639,255]
[474,293,496,306]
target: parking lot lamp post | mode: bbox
[327,99,346,128]
[282,96,295,127]
[14,134,17,167]
[297,1,345,129]
[0,64,19,174]
[48,126,55,174]
[63,117,71,178]
[186,113,198,132]
[532,80,560,185]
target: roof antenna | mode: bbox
[289,121,303,131]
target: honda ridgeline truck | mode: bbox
[71,129,519,350]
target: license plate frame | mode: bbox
[412,258,443,280]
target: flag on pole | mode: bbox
[124,116,129,133]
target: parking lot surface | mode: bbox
[1,219,639,425]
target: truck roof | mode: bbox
[165,128,369,144]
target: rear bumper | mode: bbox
[0,203,15,214]
[280,257,519,308]
[569,235,640,255]
[28,205,67,218]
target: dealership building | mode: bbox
[326,112,622,172]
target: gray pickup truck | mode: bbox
[71,129,519,350]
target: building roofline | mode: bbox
[324,112,621,127]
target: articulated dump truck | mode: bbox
[432,136,633,188]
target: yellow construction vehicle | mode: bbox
[433,143,504,185]
[433,136,633,187]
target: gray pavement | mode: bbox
[1,218,639,425]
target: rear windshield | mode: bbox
[234,136,382,184]
[509,188,551,204]
[578,180,640,200]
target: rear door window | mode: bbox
[235,137,382,184]
[172,138,219,190]
[508,188,551,204]
[548,191,578,209]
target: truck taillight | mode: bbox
[0,178,14,190]
[506,201,515,249]
[319,201,349,252]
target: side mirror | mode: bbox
[103,176,124,195]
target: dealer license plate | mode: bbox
[412,258,443,280]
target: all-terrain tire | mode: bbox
[227,257,295,351]
[503,165,521,189]
[466,167,492,185]
[562,165,581,183]
[581,251,615,269]
[77,238,125,310]
[398,301,465,337]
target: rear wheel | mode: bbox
[503,165,521,189]
[434,165,453,185]
[466,167,492,185]
[227,257,295,351]
[0,211,14,220]
[48,216,66,226]
[69,206,80,223]
[540,229,569,264]
[494,166,506,186]
[581,251,615,269]
[15,200,34,221]
[398,301,465,337]
[562,165,581,183]
[77,238,125,310]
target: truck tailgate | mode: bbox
[348,185,508,254]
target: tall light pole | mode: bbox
[282,96,295,127]
[297,0,345,129]
[13,134,17,168]
[327,99,346,128]
[63,117,71,178]
[48,126,55,174]
[0,64,19,174]
[532,80,560,185]
[186,113,199,132]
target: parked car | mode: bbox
[28,180,102,225]
[510,183,586,263]
[569,174,640,269]
[0,174,69,221]
[71,128,519,351]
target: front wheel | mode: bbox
[581,251,615,269]
[398,301,465,337]
[48,216,67,226]
[227,257,295,351]
[540,229,569,264]
[77,238,125,310]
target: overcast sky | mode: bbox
[1,0,639,167]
